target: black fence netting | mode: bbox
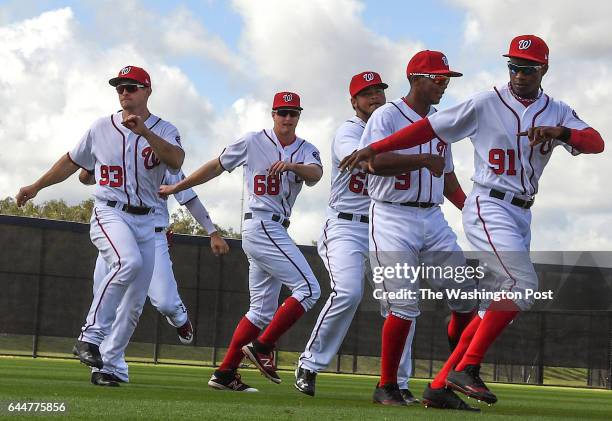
[1,215,611,388]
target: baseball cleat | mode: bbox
[400,388,420,405]
[91,372,121,387]
[175,319,194,345]
[372,383,408,406]
[208,369,258,392]
[72,340,103,369]
[446,364,497,404]
[294,367,317,396]
[422,383,480,411]
[242,341,281,384]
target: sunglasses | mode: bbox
[507,62,543,76]
[116,84,145,94]
[409,73,450,86]
[274,109,301,118]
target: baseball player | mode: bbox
[350,51,478,408]
[15,66,185,376]
[160,92,323,392]
[79,168,229,386]
[295,71,439,402]
[341,35,604,410]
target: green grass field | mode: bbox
[0,357,611,420]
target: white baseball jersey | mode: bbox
[360,99,454,203]
[428,83,588,197]
[69,112,183,208]
[219,129,322,218]
[154,170,196,228]
[328,116,370,215]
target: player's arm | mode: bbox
[366,152,445,177]
[443,171,467,210]
[15,154,79,206]
[78,169,96,185]
[268,162,323,186]
[160,158,224,197]
[520,126,604,153]
[340,118,437,172]
[122,115,185,169]
[183,197,230,256]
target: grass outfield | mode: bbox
[0,357,610,420]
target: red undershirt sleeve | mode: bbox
[370,118,438,153]
[567,127,605,154]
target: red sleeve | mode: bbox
[567,128,604,154]
[445,185,467,210]
[370,118,439,153]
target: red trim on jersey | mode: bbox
[66,152,93,173]
[134,117,162,207]
[527,95,550,195]
[427,140,433,203]
[370,203,390,308]
[475,196,517,291]
[110,114,131,206]
[568,128,605,154]
[493,87,527,195]
[391,100,424,201]
[79,207,122,340]
[369,118,437,153]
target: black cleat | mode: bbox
[208,369,258,392]
[373,383,408,406]
[422,383,480,411]
[446,364,497,404]
[400,388,420,404]
[294,367,317,396]
[72,340,103,369]
[91,372,120,387]
[242,341,281,384]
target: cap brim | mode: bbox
[428,70,463,77]
[503,53,547,64]
[109,77,147,87]
[352,82,388,97]
[273,106,303,111]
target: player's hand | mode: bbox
[166,229,174,248]
[519,126,565,147]
[122,114,150,136]
[210,232,229,256]
[424,154,445,177]
[339,146,377,173]
[268,161,294,176]
[15,184,39,207]
[159,184,177,199]
[78,169,96,185]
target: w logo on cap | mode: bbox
[363,73,374,82]
[283,94,293,102]
[120,66,132,75]
[518,39,532,50]
[441,55,448,66]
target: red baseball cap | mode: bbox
[503,35,549,64]
[272,91,302,110]
[109,65,151,87]
[406,50,462,77]
[349,71,388,97]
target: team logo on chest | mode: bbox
[142,146,161,169]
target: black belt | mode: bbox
[383,201,435,208]
[489,189,534,209]
[106,200,152,215]
[244,212,290,228]
[155,227,165,232]
[337,212,369,223]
